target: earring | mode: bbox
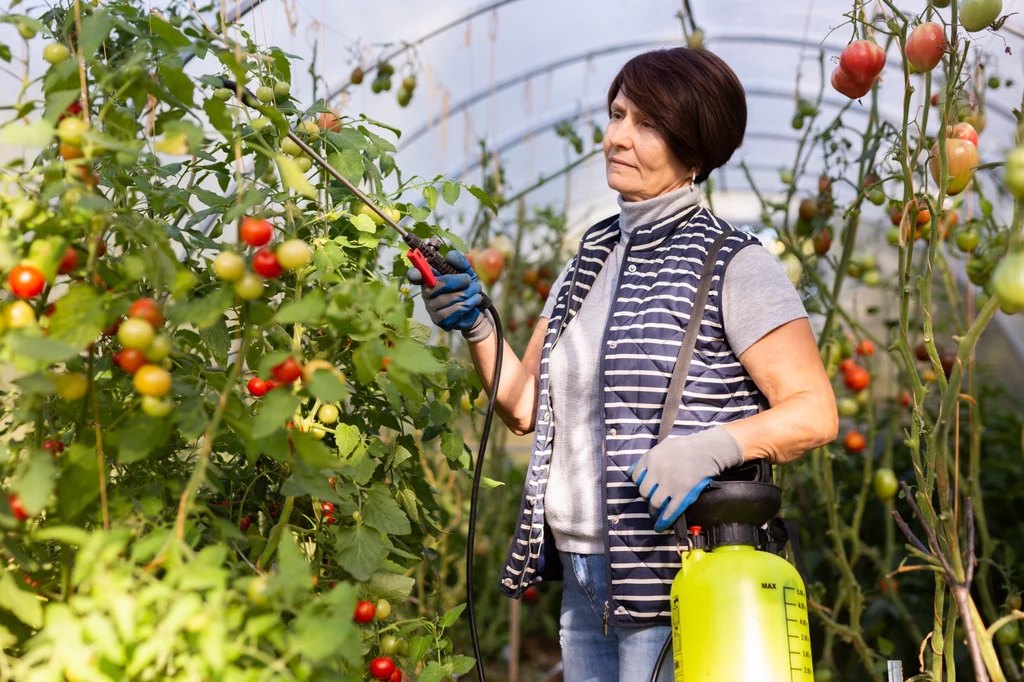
[689,171,698,191]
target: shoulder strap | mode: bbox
[657,231,733,444]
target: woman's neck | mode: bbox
[616,183,702,237]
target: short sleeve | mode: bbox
[722,245,809,358]
[539,258,574,320]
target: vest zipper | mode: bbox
[599,229,638,633]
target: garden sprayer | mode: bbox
[219,78,501,682]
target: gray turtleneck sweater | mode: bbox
[541,185,807,554]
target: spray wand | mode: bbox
[219,77,500,682]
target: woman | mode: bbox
[408,47,838,682]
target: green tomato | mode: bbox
[43,43,70,64]
[234,272,264,300]
[989,76,1001,89]
[298,120,319,136]
[996,619,1020,645]
[397,639,410,657]
[57,117,89,146]
[118,318,155,350]
[956,228,980,253]
[869,189,886,206]
[318,404,339,424]
[797,99,818,117]
[141,395,173,418]
[1004,147,1024,199]
[53,372,88,401]
[967,258,992,287]
[374,599,391,620]
[255,86,275,103]
[213,88,232,101]
[993,254,1024,310]
[791,113,805,130]
[959,0,1002,32]
[274,81,291,97]
[213,251,246,281]
[380,635,400,656]
[145,335,172,362]
[251,117,271,131]
[294,156,312,173]
[886,227,901,246]
[861,269,881,287]
[18,23,37,40]
[779,168,794,185]
[837,397,860,418]
[281,137,303,156]
[874,468,899,500]
[932,0,951,6]
[397,88,412,108]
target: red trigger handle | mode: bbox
[407,249,436,287]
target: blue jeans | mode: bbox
[559,552,674,682]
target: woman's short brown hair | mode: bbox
[607,47,746,184]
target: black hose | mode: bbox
[650,633,672,682]
[467,304,503,682]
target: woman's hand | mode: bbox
[407,250,492,340]
[626,426,744,533]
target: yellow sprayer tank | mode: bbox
[668,461,814,682]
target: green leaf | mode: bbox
[422,185,438,211]
[0,572,41,629]
[58,444,100,522]
[253,390,300,439]
[199,318,231,367]
[79,12,113,58]
[8,334,77,363]
[48,284,104,350]
[367,573,415,603]
[408,320,433,345]
[418,662,447,682]
[334,424,362,458]
[113,414,173,464]
[274,290,325,324]
[279,461,336,500]
[291,431,337,468]
[32,525,91,546]
[305,370,348,403]
[272,530,311,598]
[448,655,477,675]
[324,128,368,151]
[42,90,81,124]
[350,213,377,233]
[468,185,497,213]
[13,452,55,516]
[168,287,233,330]
[442,181,461,205]
[276,153,316,198]
[327,150,364,185]
[408,635,431,665]
[1,119,55,148]
[335,526,386,581]
[441,429,465,465]
[390,338,442,374]
[362,484,410,535]
[149,14,191,48]
[439,603,466,629]
[397,487,419,523]
[203,97,233,139]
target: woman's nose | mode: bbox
[605,121,632,151]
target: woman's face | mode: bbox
[604,90,695,202]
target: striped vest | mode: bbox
[498,204,768,627]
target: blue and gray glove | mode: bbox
[626,426,745,533]
[407,250,494,343]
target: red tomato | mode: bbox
[247,377,268,397]
[369,658,396,680]
[389,670,403,682]
[252,248,283,278]
[905,23,946,73]
[42,440,64,455]
[831,66,874,99]
[856,340,875,356]
[8,264,46,299]
[844,431,867,453]
[839,358,856,374]
[240,217,273,247]
[272,357,303,383]
[476,247,505,285]
[114,348,148,374]
[58,100,83,123]
[812,228,832,255]
[951,122,979,147]
[354,600,376,623]
[58,247,78,275]
[240,516,252,531]
[8,494,28,521]
[128,298,163,327]
[324,511,336,525]
[321,502,336,513]
[845,365,871,392]
[265,378,282,391]
[839,39,886,84]
[900,391,912,407]
[523,585,539,603]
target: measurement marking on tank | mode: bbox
[783,586,812,682]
